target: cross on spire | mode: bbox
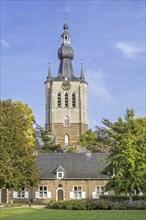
[64,8,69,23]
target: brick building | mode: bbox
[0,153,111,203]
[45,22,88,146]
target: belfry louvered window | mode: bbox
[65,93,68,107]
[72,93,76,107]
[58,92,61,107]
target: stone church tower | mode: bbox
[45,22,88,146]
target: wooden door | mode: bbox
[1,189,7,203]
[58,189,63,201]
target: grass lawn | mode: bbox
[1,207,146,220]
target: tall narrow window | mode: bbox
[65,134,69,146]
[74,186,82,198]
[58,92,61,107]
[65,93,68,107]
[17,188,25,198]
[72,93,76,107]
[39,186,48,198]
[64,116,69,127]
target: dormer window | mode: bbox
[56,166,65,179]
[57,172,64,179]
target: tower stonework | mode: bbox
[45,23,88,146]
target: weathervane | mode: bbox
[63,8,69,23]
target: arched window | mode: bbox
[64,116,69,127]
[65,134,69,146]
[65,93,68,107]
[72,93,76,107]
[58,92,61,107]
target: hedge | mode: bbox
[47,199,146,210]
[100,195,146,201]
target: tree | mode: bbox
[79,129,111,152]
[79,129,97,151]
[39,128,62,153]
[0,100,38,190]
[102,109,146,198]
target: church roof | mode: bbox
[37,153,109,179]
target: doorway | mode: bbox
[1,189,7,203]
[57,189,64,200]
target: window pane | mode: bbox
[21,191,25,198]
[44,192,47,198]
[78,192,82,198]
[58,172,62,177]
[40,186,43,191]
[40,192,43,198]
[44,186,47,191]
[17,192,21,197]
[74,187,77,191]
[78,187,81,191]
[97,187,100,192]
[101,187,105,192]
[74,192,77,198]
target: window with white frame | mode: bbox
[92,186,108,199]
[57,172,64,179]
[39,186,48,198]
[74,186,82,198]
[13,188,29,199]
[17,188,25,198]
[97,186,105,195]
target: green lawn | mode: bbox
[1,208,146,220]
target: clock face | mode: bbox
[62,81,71,90]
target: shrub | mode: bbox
[47,198,146,210]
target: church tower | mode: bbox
[45,22,88,146]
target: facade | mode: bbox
[0,23,111,205]
[45,22,88,146]
[0,153,111,204]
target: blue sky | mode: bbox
[1,0,145,130]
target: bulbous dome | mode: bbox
[58,45,74,60]
[63,23,68,30]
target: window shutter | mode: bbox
[25,191,29,198]
[92,192,97,199]
[13,191,18,198]
[35,191,40,198]
[82,192,86,198]
[47,191,51,198]
[70,192,74,199]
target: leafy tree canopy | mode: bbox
[0,99,38,190]
[79,129,111,153]
[39,128,62,153]
[102,109,146,196]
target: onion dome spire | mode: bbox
[58,23,74,79]
[80,61,85,80]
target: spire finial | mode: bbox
[47,59,52,80]
[80,59,85,80]
[64,8,69,23]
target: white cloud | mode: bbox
[115,42,144,59]
[1,40,9,48]
[86,70,115,103]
